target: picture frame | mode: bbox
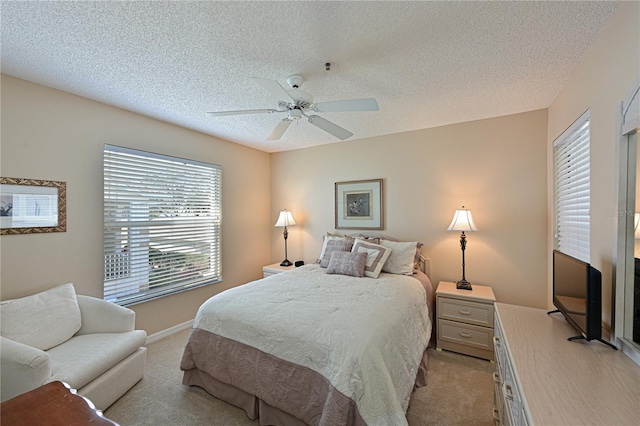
[0,177,67,235]
[335,179,383,230]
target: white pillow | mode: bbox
[0,283,82,351]
[379,239,420,275]
[351,239,392,279]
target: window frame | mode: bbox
[553,110,591,263]
[103,144,222,306]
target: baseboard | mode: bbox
[146,319,193,344]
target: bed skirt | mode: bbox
[181,329,429,426]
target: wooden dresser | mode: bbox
[494,303,640,425]
[0,381,118,425]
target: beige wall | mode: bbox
[2,1,636,336]
[270,109,549,308]
[0,75,272,335]
[547,1,640,326]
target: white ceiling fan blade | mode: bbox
[307,115,353,140]
[252,77,294,103]
[206,109,279,117]
[313,98,379,113]
[267,120,292,140]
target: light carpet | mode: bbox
[104,329,494,425]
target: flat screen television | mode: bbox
[551,250,615,349]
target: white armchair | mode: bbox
[1,283,147,410]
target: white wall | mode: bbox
[271,110,549,308]
[0,75,272,335]
[547,0,640,326]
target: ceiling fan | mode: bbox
[206,75,379,141]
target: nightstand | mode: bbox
[262,262,295,278]
[435,281,496,360]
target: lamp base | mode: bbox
[280,259,293,267]
[456,279,472,290]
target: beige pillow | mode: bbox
[0,283,82,351]
[351,240,392,279]
[379,240,420,275]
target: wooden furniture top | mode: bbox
[0,381,118,426]
[495,303,640,425]
[436,281,496,302]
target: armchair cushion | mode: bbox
[46,330,147,391]
[0,283,81,351]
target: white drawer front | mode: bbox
[438,297,494,327]
[494,311,525,426]
[438,319,493,351]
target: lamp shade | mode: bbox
[275,210,296,227]
[635,212,640,239]
[447,208,478,232]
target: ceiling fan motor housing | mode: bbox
[284,75,313,108]
[289,91,312,109]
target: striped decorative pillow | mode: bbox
[351,240,393,279]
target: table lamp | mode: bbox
[447,206,478,290]
[275,210,296,266]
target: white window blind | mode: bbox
[554,110,590,262]
[103,145,222,306]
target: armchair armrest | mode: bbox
[76,295,136,335]
[1,336,51,402]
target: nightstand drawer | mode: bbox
[437,297,494,328]
[438,319,494,352]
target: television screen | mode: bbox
[552,250,617,349]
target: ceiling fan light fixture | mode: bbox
[289,109,302,120]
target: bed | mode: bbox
[181,236,434,426]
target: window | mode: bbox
[554,110,590,262]
[103,145,222,306]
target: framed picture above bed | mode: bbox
[335,178,383,230]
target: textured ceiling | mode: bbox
[1,1,618,153]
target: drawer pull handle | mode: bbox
[502,383,514,401]
[492,372,500,383]
[493,408,500,421]
[493,336,501,347]
[458,309,472,315]
[459,331,472,338]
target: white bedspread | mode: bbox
[193,264,431,426]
